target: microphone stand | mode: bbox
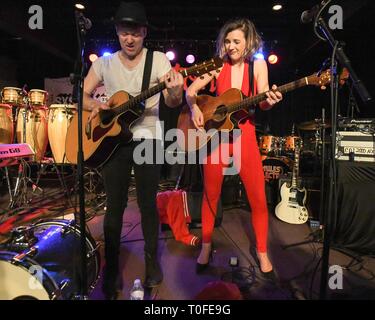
[70,10,89,299]
[312,12,372,300]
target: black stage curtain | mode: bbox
[332,161,375,255]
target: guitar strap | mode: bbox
[248,59,254,97]
[141,49,154,97]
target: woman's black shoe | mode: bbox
[249,246,276,281]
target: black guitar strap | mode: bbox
[248,59,255,96]
[141,49,154,93]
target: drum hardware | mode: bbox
[12,247,38,263]
[8,226,38,250]
[0,219,100,300]
[297,118,331,131]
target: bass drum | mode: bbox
[262,156,293,182]
[0,219,100,300]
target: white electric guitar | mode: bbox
[275,141,309,224]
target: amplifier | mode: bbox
[336,131,375,162]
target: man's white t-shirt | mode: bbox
[91,48,171,140]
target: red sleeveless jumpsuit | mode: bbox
[201,61,269,253]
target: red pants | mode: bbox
[201,121,269,252]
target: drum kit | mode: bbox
[259,120,331,182]
[0,219,100,299]
[0,88,102,299]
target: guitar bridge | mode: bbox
[85,121,92,140]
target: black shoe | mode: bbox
[249,246,276,281]
[144,253,163,288]
[196,245,214,274]
[260,269,277,282]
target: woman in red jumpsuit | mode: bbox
[186,18,282,276]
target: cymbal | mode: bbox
[298,119,331,131]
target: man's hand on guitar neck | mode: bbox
[87,101,110,122]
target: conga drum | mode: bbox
[0,104,13,144]
[16,106,48,162]
[48,104,77,163]
[28,89,48,106]
[1,87,22,105]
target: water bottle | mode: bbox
[130,279,144,300]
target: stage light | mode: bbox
[268,54,279,64]
[166,50,176,61]
[102,51,112,57]
[186,54,195,64]
[272,4,282,11]
[89,54,98,62]
[75,4,85,10]
[254,52,265,60]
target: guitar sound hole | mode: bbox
[213,105,227,122]
[100,110,114,125]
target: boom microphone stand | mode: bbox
[70,8,92,299]
[302,0,372,300]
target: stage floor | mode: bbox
[0,182,374,300]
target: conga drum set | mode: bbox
[0,86,78,208]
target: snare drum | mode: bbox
[16,106,48,161]
[1,87,22,105]
[48,104,77,163]
[259,135,282,156]
[0,219,100,300]
[0,104,14,144]
[28,89,48,106]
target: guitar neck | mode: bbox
[291,148,300,188]
[227,77,310,114]
[112,64,214,117]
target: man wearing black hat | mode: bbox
[83,2,184,299]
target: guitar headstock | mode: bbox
[307,68,349,90]
[186,56,223,78]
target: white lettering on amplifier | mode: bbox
[343,147,375,155]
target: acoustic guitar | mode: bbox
[177,68,348,152]
[65,56,223,168]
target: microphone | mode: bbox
[76,11,92,30]
[300,0,330,24]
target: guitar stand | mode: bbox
[281,228,323,250]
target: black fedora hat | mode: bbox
[112,2,148,26]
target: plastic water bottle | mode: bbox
[130,279,144,300]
